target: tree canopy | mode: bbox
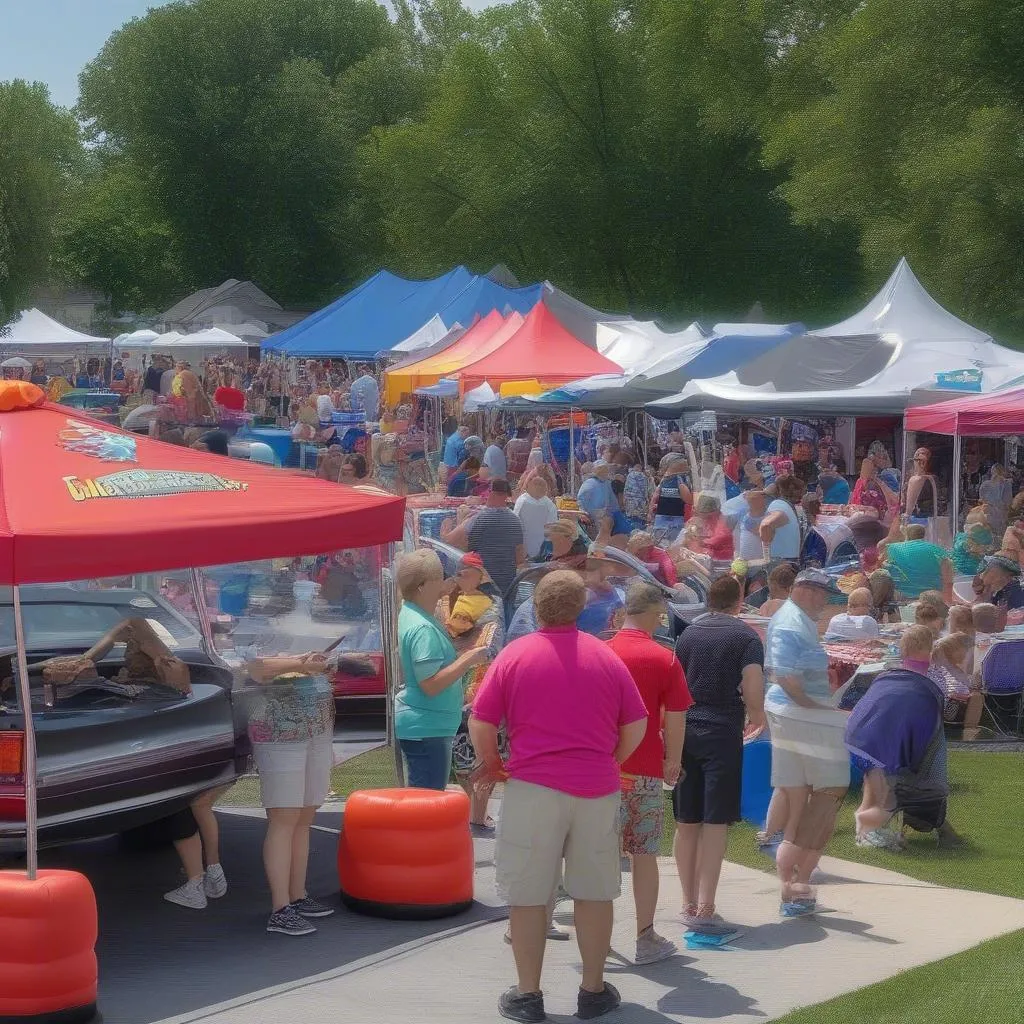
[0,81,80,325]
[3,0,1023,338]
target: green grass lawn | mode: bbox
[660,749,1024,901]
[661,750,1024,1024]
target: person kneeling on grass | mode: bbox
[470,570,648,1023]
[844,626,955,852]
[606,582,691,965]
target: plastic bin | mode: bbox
[740,733,773,827]
[218,574,252,615]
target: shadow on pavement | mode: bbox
[38,812,505,1024]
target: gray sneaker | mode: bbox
[164,877,207,910]
[291,895,335,919]
[682,910,738,936]
[635,928,677,965]
[267,905,316,936]
[203,863,227,899]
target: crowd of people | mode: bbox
[380,428,1021,1021]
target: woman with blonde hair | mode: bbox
[394,550,489,790]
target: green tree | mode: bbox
[56,157,187,314]
[0,81,81,325]
[763,0,1024,335]
[363,0,858,321]
[78,0,424,307]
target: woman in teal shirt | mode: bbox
[395,550,488,789]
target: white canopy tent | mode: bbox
[648,259,1024,417]
[147,328,248,370]
[113,328,160,347]
[392,314,461,355]
[0,308,110,360]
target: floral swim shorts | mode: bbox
[619,775,665,856]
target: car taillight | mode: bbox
[0,731,24,778]
[0,731,26,821]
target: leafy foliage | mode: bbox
[0,81,80,326]
[764,0,1024,337]
[6,0,1024,337]
[76,0,423,309]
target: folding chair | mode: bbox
[979,639,1024,737]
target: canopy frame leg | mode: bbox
[13,585,39,879]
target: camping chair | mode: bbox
[979,639,1024,737]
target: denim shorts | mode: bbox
[399,735,455,791]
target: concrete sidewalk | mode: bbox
[155,853,1024,1024]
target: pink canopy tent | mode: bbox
[904,385,1024,436]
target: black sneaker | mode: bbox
[498,986,546,1023]
[576,982,621,1020]
[291,895,335,918]
[267,905,316,936]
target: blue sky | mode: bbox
[0,0,501,109]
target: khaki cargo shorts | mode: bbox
[495,779,622,906]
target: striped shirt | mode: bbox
[467,507,524,594]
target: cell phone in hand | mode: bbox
[322,635,347,655]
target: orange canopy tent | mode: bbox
[383,310,523,405]
[455,302,621,395]
[0,384,405,585]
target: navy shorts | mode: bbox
[673,721,743,825]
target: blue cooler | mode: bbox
[740,733,773,827]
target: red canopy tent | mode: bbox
[383,309,524,404]
[0,382,405,876]
[904,385,1024,436]
[0,393,404,585]
[455,303,622,394]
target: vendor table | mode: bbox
[825,639,891,692]
[240,426,293,466]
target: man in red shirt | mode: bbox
[606,582,691,965]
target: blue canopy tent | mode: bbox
[262,267,542,358]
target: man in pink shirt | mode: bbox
[471,570,648,1024]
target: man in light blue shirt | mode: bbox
[349,367,380,420]
[576,460,616,525]
[443,424,471,473]
[763,568,849,916]
[483,434,508,479]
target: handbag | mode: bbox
[909,477,953,549]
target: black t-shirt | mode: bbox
[993,578,1024,612]
[674,613,764,729]
[143,366,163,394]
[655,474,690,518]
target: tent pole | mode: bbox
[901,430,912,511]
[569,408,576,494]
[643,412,649,472]
[12,585,39,880]
[952,433,962,534]
[189,569,218,658]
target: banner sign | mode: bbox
[935,369,983,392]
